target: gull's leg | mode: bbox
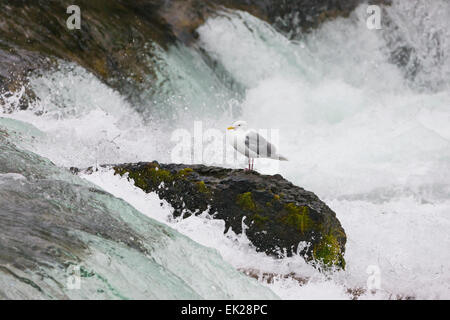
[251,158,254,170]
[247,157,250,170]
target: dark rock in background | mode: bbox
[0,0,389,107]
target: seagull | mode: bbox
[227,120,288,170]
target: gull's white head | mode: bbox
[227,120,247,131]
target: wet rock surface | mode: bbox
[94,161,347,269]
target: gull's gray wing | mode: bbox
[244,130,277,158]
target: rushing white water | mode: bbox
[1,0,449,299]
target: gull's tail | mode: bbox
[278,155,288,161]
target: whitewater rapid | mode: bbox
[1,0,449,299]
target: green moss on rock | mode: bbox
[195,181,210,194]
[282,203,313,234]
[176,167,193,178]
[236,192,257,212]
[114,164,174,190]
[313,234,345,269]
[252,213,269,227]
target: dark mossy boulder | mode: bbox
[92,161,347,269]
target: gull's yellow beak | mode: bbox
[227,126,235,130]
